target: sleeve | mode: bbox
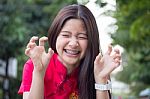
[18,59,34,94]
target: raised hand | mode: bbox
[25,36,54,73]
[94,45,121,83]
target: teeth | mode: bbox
[65,49,79,55]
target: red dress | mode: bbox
[18,53,79,99]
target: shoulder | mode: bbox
[23,59,34,72]
[46,53,58,71]
[47,53,58,67]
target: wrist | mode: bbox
[33,69,45,78]
[95,80,112,91]
[95,77,108,84]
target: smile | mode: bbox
[64,49,80,55]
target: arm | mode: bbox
[94,45,121,99]
[95,78,110,99]
[22,69,45,99]
[23,69,45,99]
[23,36,54,99]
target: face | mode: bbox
[56,19,88,68]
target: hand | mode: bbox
[94,45,121,83]
[25,36,54,73]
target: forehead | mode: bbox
[62,18,86,31]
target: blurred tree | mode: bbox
[0,0,76,98]
[112,0,150,96]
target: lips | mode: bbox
[64,49,80,55]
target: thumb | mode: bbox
[47,48,54,59]
[94,53,102,65]
[106,45,112,55]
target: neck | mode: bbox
[66,65,77,74]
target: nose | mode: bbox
[68,36,79,48]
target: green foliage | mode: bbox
[0,0,76,98]
[0,0,28,59]
[112,0,150,96]
[9,78,22,99]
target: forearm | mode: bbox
[95,78,110,99]
[28,70,45,99]
[96,90,110,99]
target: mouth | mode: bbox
[64,49,80,56]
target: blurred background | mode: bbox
[0,0,149,99]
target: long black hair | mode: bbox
[48,4,101,99]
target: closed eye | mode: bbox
[78,36,87,40]
[59,33,71,38]
[61,34,70,37]
[60,31,71,38]
[77,34,88,40]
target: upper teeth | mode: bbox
[65,49,79,54]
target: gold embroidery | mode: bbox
[69,92,78,99]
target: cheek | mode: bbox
[56,38,67,51]
[56,38,61,51]
[79,41,88,59]
[80,41,88,52]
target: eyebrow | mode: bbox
[60,31,71,34]
[61,30,87,35]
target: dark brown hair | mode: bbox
[48,4,102,99]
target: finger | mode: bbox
[114,49,120,54]
[39,36,48,46]
[94,53,102,64]
[25,48,31,56]
[114,59,121,66]
[46,48,54,60]
[106,45,112,55]
[112,54,121,60]
[29,36,38,43]
[26,42,36,49]
[48,48,54,56]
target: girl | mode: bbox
[18,4,121,99]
